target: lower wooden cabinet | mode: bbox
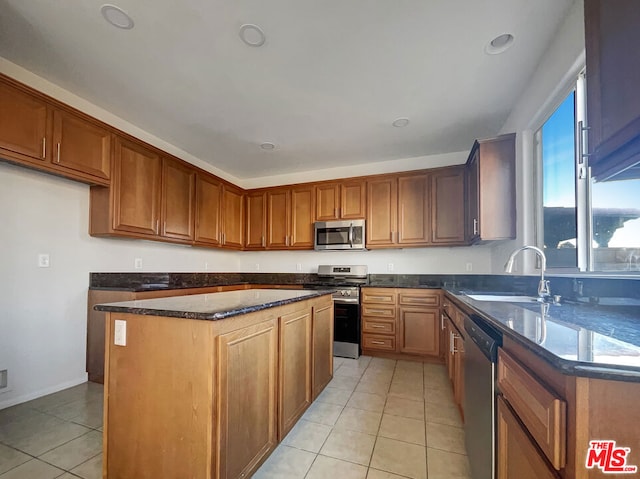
[361,287,441,359]
[312,302,334,399]
[442,299,465,418]
[497,396,560,479]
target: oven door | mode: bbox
[333,300,360,359]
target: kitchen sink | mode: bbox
[465,294,540,303]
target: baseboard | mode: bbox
[0,373,89,410]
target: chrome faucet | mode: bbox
[504,245,551,301]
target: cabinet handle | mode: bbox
[450,331,459,354]
[163,221,166,234]
[371,324,386,329]
[473,218,478,235]
[156,220,159,234]
[440,313,446,331]
[367,309,386,314]
[56,143,61,163]
[368,296,387,301]
[261,235,265,247]
[371,340,386,345]
[42,137,46,159]
[285,235,289,246]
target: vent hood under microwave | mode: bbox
[314,220,366,251]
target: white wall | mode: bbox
[0,162,240,408]
[492,0,585,273]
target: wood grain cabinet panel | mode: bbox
[221,184,245,249]
[110,137,162,236]
[315,183,341,221]
[398,307,440,357]
[267,188,290,248]
[497,349,566,470]
[431,166,465,244]
[0,80,48,163]
[217,319,278,479]
[52,109,111,181]
[278,308,313,439]
[290,185,315,249]
[161,158,195,241]
[362,334,396,351]
[246,190,267,249]
[312,302,334,399]
[366,177,398,247]
[315,180,366,221]
[194,173,222,246]
[497,396,560,479]
[397,173,430,245]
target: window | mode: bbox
[537,73,640,272]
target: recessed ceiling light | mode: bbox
[239,24,266,47]
[392,118,410,128]
[260,142,275,150]
[101,4,134,29]
[485,33,514,55]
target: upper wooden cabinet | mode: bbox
[466,133,516,243]
[221,184,245,249]
[265,186,315,250]
[431,166,466,245]
[246,190,267,249]
[0,77,111,185]
[161,158,195,242]
[52,109,111,181]
[194,173,222,247]
[366,176,398,247]
[290,185,315,248]
[266,188,290,249]
[397,173,430,246]
[585,0,640,181]
[315,180,366,221]
[0,80,48,164]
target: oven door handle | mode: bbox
[333,298,359,304]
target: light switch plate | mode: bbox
[114,320,127,346]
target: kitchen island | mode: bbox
[95,289,334,479]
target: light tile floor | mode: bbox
[0,357,470,479]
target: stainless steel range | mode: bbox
[313,265,368,359]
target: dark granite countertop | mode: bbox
[446,290,640,382]
[95,289,334,321]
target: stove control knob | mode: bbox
[346,290,352,296]
[340,291,346,296]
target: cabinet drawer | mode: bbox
[398,290,440,307]
[361,288,396,305]
[362,334,396,351]
[362,319,395,334]
[361,305,396,319]
[497,349,566,470]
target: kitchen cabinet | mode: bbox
[161,158,195,241]
[442,297,465,417]
[246,190,267,249]
[431,166,466,244]
[366,177,398,247]
[266,185,315,250]
[585,0,640,181]
[278,308,312,440]
[466,133,516,243]
[0,79,48,165]
[91,136,162,237]
[497,396,560,479]
[221,184,245,249]
[312,302,334,399]
[361,287,441,359]
[315,180,366,221]
[397,173,430,246]
[194,173,222,247]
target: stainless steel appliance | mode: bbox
[309,265,368,359]
[314,220,366,251]
[464,314,502,479]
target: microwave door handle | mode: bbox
[348,224,354,248]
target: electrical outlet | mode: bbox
[255,263,260,271]
[114,320,127,346]
[466,262,473,272]
[38,254,50,268]
[296,263,302,272]
[134,258,143,270]
[387,263,394,272]
[204,262,210,271]
[0,369,7,389]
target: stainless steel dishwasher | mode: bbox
[463,314,501,479]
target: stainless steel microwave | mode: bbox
[314,220,366,251]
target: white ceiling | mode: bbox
[0,0,575,179]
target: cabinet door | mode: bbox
[195,173,222,246]
[52,109,111,182]
[497,397,560,479]
[398,307,440,357]
[267,188,290,248]
[315,183,340,221]
[366,177,397,247]
[279,308,312,440]
[341,180,366,219]
[221,184,244,249]
[431,166,465,244]
[161,158,195,241]
[246,191,267,249]
[312,302,334,399]
[0,81,48,163]
[454,334,465,414]
[217,319,278,479]
[398,173,430,245]
[112,137,162,236]
[466,149,480,243]
[585,0,640,180]
[290,185,315,249]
